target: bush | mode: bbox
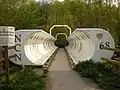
[74,60,120,90]
[0,68,45,90]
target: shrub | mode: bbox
[0,68,45,90]
[74,60,120,90]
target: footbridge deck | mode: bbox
[47,48,100,90]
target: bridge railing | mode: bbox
[101,47,120,69]
[102,47,120,52]
[64,48,76,69]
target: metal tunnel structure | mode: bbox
[8,25,115,66]
[9,30,57,65]
[66,28,115,64]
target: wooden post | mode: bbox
[0,47,3,71]
[0,26,15,88]
[4,46,9,88]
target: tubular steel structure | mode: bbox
[50,25,72,36]
[66,28,115,64]
[8,30,57,65]
[8,26,115,66]
[55,33,67,39]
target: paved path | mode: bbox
[46,48,100,90]
[49,48,71,71]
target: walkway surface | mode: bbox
[46,48,100,90]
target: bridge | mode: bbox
[8,25,114,66]
[0,25,115,90]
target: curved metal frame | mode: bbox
[49,25,72,36]
[55,33,67,39]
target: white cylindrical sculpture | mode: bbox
[8,30,57,65]
[66,28,115,64]
[8,27,115,66]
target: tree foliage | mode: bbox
[0,0,120,45]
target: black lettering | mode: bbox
[106,42,110,48]
[15,54,21,61]
[100,42,104,49]
[9,54,21,61]
[99,42,110,50]
[15,35,21,42]
[14,44,21,52]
